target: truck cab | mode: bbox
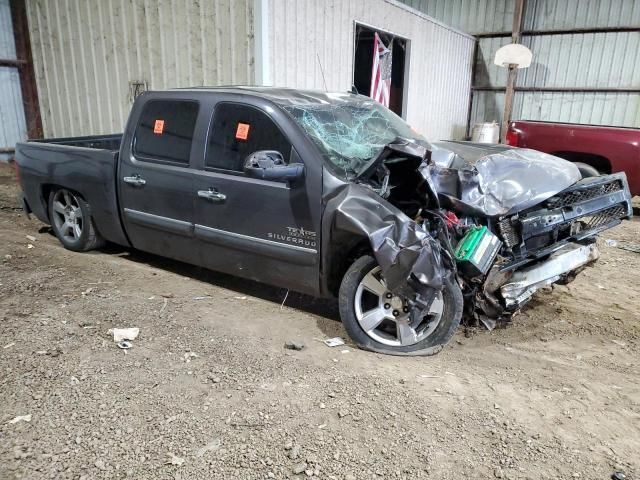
[117,88,325,296]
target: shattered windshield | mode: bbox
[283,96,427,178]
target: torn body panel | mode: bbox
[426,142,582,217]
[322,183,446,299]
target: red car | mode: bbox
[507,120,640,196]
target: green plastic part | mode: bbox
[454,226,488,262]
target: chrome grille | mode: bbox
[497,217,520,248]
[580,204,627,230]
[546,180,622,209]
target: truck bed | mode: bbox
[32,133,122,151]
[15,134,129,247]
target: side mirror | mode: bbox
[243,150,305,185]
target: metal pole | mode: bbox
[500,0,525,143]
[10,0,43,139]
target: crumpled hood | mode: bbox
[426,141,582,217]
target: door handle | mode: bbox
[197,188,226,203]
[123,174,146,187]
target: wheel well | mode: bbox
[551,151,611,174]
[41,184,86,223]
[327,238,372,296]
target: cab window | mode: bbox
[133,100,199,165]
[206,103,291,172]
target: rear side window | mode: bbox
[206,103,291,172]
[134,100,199,164]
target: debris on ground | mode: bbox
[194,438,221,457]
[292,462,307,474]
[183,351,198,362]
[616,242,640,253]
[167,453,185,466]
[116,341,132,350]
[8,414,31,424]
[110,327,140,342]
[611,472,626,480]
[323,337,345,347]
[284,340,305,351]
[606,238,640,253]
[25,235,36,242]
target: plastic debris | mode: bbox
[615,241,640,254]
[26,235,36,242]
[27,244,34,249]
[195,438,222,457]
[8,414,31,424]
[324,337,345,347]
[167,453,185,467]
[284,340,305,351]
[110,327,140,342]
[117,341,132,350]
[183,351,198,362]
[605,239,618,247]
[611,472,626,480]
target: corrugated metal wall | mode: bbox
[266,0,475,141]
[472,29,640,127]
[404,0,640,129]
[26,0,255,138]
[399,0,514,34]
[0,0,27,159]
[524,0,640,30]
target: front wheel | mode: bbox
[48,188,104,252]
[338,256,463,356]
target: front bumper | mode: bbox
[500,242,599,308]
[498,172,632,271]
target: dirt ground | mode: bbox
[0,162,638,480]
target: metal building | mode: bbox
[0,0,38,160]
[401,0,640,129]
[20,0,474,143]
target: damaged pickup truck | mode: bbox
[15,87,633,355]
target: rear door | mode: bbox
[192,99,322,295]
[118,96,203,264]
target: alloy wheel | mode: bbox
[353,266,444,347]
[51,189,83,243]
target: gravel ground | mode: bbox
[0,163,638,480]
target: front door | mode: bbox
[118,98,201,264]
[192,101,321,294]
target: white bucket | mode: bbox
[471,122,499,144]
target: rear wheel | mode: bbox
[338,256,463,356]
[48,188,104,252]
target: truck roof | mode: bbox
[171,85,363,106]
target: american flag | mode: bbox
[370,32,393,107]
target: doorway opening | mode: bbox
[353,23,408,117]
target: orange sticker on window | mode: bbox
[153,119,165,135]
[235,122,250,140]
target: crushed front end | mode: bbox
[476,173,632,321]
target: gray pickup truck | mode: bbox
[15,87,633,355]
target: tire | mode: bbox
[338,255,463,356]
[48,188,105,252]
[574,162,600,179]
